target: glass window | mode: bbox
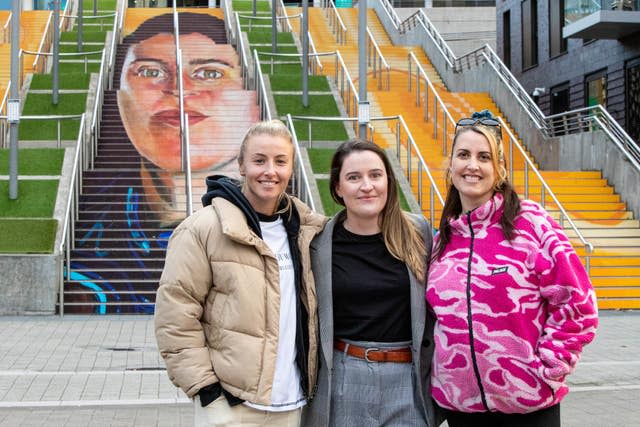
[626,57,640,143]
[549,0,567,58]
[522,0,538,69]
[585,69,607,107]
[503,10,511,69]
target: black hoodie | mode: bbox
[198,175,312,407]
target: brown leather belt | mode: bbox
[334,340,412,363]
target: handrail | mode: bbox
[590,115,640,172]
[58,113,87,316]
[90,49,107,170]
[547,105,640,168]
[183,113,193,217]
[237,12,302,34]
[23,49,103,74]
[1,12,10,44]
[407,52,456,156]
[33,12,54,73]
[285,113,316,212]
[307,31,324,74]
[235,12,252,89]
[256,50,334,76]
[60,0,72,31]
[287,114,445,224]
[117,0,126,43]
[253,49,273,120]
[0,82,11,149]
[324,0,347,45]
[478,48,547,132]
[333,50,359,131]
[366,27,390,90]
[0,114,84,151]
[377,0,401,29]
[498,116,593,273]
[277,0,294,33]
[222,0,235,45]
[61,12,116,32]
[107,10,119,89]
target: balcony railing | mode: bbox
[565,0,639,25]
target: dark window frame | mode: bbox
[585,68,608,108]
[521,0,539,71]
[549,0,567,59]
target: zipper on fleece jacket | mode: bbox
[465,211,490,412]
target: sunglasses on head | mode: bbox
[455,117,501,133]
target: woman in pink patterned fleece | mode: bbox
[426,111,598,427]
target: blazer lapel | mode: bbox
[312,216,337,370]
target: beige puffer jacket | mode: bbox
[154,196,325,404]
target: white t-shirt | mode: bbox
[244,217,306,412]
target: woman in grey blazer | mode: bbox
[302,140,437,427]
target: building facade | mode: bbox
[496,0,640,142]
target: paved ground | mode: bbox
[0,311,638,426]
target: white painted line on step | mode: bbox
[0,370,164,376]
[571,384,640,392]
[0,398,191,408]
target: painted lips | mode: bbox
[151,109,208,127]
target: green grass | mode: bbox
[58,62,102,74]
[316,179,410,216]
[261,62,303,74]
[0,149,64,175]
[0,219,57,253]
[233,0,272,12]
[0,180,59,217]
[29,73,91,90]
[82,0,117,10]
[61,30,107,43]
[274,95,348,141]
[248,31,295,44]
[307,148,335,173]
[269,74,331,92]
[254,45,300,54]
[19,92,86,140]
[60,44,105,55]
[22,93,87,115]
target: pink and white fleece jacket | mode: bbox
[426,193,598,414]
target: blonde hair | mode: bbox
[238,120,294,215]
[330,140,427,282]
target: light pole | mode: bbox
[8,0,21,199]
[52,0,60,105]
[271,0,277,55]
[78,0,84,52]
[358,0,369,139]
[302,0,309,107]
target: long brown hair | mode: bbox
[330,139,427,282]
[433,125,520,261]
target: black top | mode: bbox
[332,221,412,342]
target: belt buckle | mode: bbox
[364,347,380,363]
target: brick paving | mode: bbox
[0,311,638,426]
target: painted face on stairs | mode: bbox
[117,32,259,173]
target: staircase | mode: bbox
[63,8,259,314]
[294,5,640,309]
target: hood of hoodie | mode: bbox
[201,175,263,239]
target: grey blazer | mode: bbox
[302,211,437,427]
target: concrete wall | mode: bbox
[373,1,543,160]
[553,131,640,219]
[395,6,496,55]
[0,255,60,315]
[496,0,640,128]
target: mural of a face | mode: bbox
[117,31,258,172]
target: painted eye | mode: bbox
[193,68,224,80]
[136,67,164,78]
